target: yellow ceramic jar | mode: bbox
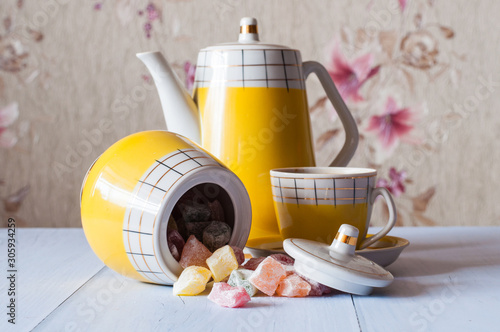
[80,131,251,285]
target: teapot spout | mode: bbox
[136,51,201,143]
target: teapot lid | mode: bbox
[196,18,303,89]
[283,224,394,295]
[201,17,296,52]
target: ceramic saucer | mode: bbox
[244,245,286,258]
[355,234,410,267]
[245,234,409,267]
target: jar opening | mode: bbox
[166,183,236,259]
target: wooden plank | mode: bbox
[352,227,500,332]
[0,228,104,332]
[32,265,361,332]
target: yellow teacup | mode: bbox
[270,167,396,249]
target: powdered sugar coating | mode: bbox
[208,282,251,308]
[248,257,287,296]
[206,245,239,282]
[276,273,311,297]
[173,266,212,296]
[228,268,258,297]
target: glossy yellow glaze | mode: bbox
[80,131,194,281]
[274,202,369,249]
[195,87,315,247]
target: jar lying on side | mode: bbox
[80,130,252,285]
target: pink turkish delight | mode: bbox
[208,282,251,308]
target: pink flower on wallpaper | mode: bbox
[141,74,152,84]
[377,167,407,197]
[328,43,380,102]
[146,3,159,21]
[184,61,196,91]
[367,97,414,148]
[142,3,160,39]
[106,1,162,38]
[398,0,407,12]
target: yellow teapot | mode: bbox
[137,17,358,250]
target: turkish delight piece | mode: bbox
[241,257,265,271]
[248,256,287,296]
[276,273,311,297]
[208,282,251,308]
[269,253,294,266]
[202,221,232,252]
[230,246,245,266]
[179,235,212,269]
[206,245,239,282]
[186,221,211,242]
[173,266,212,296]
[296,272,333,296]
[179,202,211,223]
[228,268,258,297]
[167,229,185,262]
[208,200,225,223]
[169,243,180,261]
[270,254,295,275]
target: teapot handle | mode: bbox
[303,61,359,167]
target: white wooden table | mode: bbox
[1,227,499,332]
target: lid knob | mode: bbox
[329,224,359,257]
[239,17,259,43]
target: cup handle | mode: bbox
[359,187,397,249]
[303,61,359,166]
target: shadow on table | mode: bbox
[240,301,276,309]
[369,278,428,298]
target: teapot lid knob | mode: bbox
[239,17,259,43]
[329,224,359,258]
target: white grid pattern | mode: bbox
[122,148,220,284]
[271,176,376,206]
[195,49,304,89]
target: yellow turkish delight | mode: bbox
[206,245,239,282]
[173,266,212,296]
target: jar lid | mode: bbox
[283,224,394,295]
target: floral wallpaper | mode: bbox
[0,0,499,227]
[0,1,43,226]
[310,0,461,226]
